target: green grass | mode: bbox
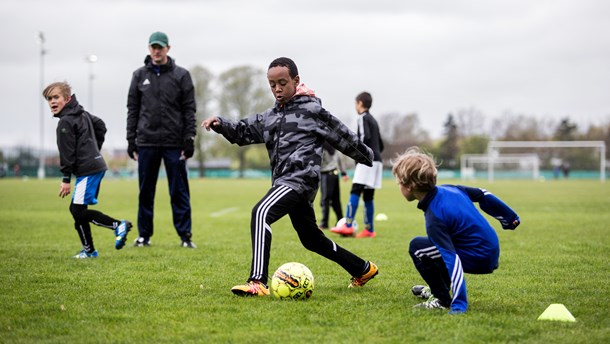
[0,177,609,343]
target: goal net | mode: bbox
[461,153,540,180]
[485,141,606,182]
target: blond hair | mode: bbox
[42,81,71,100]
[391,146,438,192]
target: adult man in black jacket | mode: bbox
[126,31,197,248]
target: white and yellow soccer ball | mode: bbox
[271,262,315,300]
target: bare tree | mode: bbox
[377,112,430,166]
[190,65,214,177]
[455,106,486,137]
[490,111,555,141]
[217,66,273,177]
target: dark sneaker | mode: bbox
[414,297,448,310]
[348,261,378,288]
[181,240,197,249]
[231,281,269,296]
[412,285,432,299]
[134,237,150,247]
[73,249,99,259]
[115,220,132,250]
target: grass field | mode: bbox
[0,177,609,343]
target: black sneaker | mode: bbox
[412,285,432,299]
[181,240,197,249]
[134,237,150,247]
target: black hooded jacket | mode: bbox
[126,55,196,147]
[55,95,107,182]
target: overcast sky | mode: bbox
[2,0,609,151]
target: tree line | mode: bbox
[190,64,609,174]
[2,64,609,178]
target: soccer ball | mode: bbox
[336,217,358,237]
[271,262,315,300]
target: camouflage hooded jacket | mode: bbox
[213,88,373,201]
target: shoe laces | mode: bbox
[248,281,265,292]
[420,297,447,309]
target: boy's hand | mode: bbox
[201,117,220,131]
[501,217,520,230]
[59,182,71,198]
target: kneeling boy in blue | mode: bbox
[43,82,131,258]
[391,147,520,313]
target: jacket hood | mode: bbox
[55,94,84,118]
[273,83,320,111]
[294,83,316,97]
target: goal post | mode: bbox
[461,153,540,180]
[487,141,606,182]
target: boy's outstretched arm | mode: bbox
[317,110,373,166]
[201,114,264,146]
[455,185,521,230]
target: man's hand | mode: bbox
[127,140,138,161]
[182,137,195,160]
[59,182,71,198]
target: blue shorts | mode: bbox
[72,171,105,205]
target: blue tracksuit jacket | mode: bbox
[417,185,520,313]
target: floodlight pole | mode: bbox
[37,31,46,180]
[86,54,97,112]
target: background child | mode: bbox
[318,141,348,230]
[391,147,520,313]
[44,82,131,258]
[202,57,378,296]
[331,92,384,238]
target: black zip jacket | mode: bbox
[55,95,107,182]
[126,55,197,147]
[361,111,384,162]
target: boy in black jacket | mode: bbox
[43,81,131,258]
[202,57,378,296]
[331,92,384,238]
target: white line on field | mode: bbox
[210,207,239,218]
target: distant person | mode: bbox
[43,81,131,259]
[331,92,384,238]
[551,158,562,179]
[561,161,571,179]
[318,141,348,230]
[392,147,520,313]
[202,57,378,296]
[126,31,197,248]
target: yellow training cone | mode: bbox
[537,304,576,322]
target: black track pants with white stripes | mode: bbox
[409,236,452,305]
[248,185,368,285]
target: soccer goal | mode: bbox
[486,141,606,182]
[461,153,540,181]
